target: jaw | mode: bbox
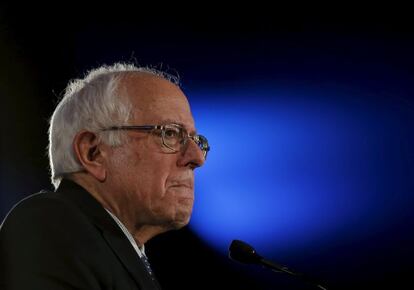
[132,210,191,244]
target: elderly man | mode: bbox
[0,63,209,289]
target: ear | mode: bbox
[72,130,107,182]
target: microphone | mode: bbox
[229,240,327,290]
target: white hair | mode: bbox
[48,62,180,189]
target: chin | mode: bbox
[170,216,191,230]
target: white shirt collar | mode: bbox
[104,208,145,258]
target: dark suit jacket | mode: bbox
[0,180,162,290]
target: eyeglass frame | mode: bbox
[100,123,210,159]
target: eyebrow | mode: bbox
[161,119,184,126]
[161,119,197,134]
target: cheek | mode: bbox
[144,158,177,196]
[106,147,149,199]
[109,149,138,180]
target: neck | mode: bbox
[67,173,169,246]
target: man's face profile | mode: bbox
[102,73,205,232]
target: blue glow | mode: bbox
[188,84,414,258]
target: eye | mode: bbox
[163,126,181,139]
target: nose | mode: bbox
[177,138,205,169]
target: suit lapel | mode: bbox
[56,180,162,290]
[101,228,161,289]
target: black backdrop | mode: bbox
[1,4,413,289]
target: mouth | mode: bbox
[168,179,193,190]
[170,184,192,189]
[168,181,194,200]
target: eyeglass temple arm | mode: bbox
[101,125,159,131]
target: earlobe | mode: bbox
[73,131,107,182]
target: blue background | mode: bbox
[1,6,413,289]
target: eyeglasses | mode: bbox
[101,123,210,159]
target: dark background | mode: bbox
[1,4,413,290]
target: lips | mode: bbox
[168,179,193,190]
[168,179,194,201]
[170,184,192,189]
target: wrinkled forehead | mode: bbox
[119,73,196,130]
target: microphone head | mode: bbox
[228,240,262,265]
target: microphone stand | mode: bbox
[260,257,327,290]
